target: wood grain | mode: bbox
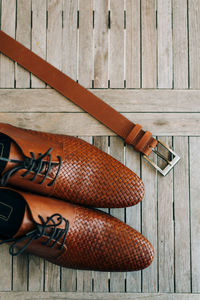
[141,0,157,88]
[31,0,47,88]
[0,292,200,300]
[0,0,200,297]
[0,0,15,291]
[94,0,108,88]
[109,0,124,88]
[62,0,78,81]
[190,137,200,292]
[1,89,200,112]
[126,0,140,88]
[157,0,173,88]
[174,137,190,292]
[173,0,188,89]
[157,137,174,292]
[189,0,200,88]
[15,0,31,88]
[78,0,93,87]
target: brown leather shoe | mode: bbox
[0,187,154,271]
[0,123,144,208]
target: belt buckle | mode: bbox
[143,139,180,176]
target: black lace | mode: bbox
[0,213,69,256]
[0,148,62,186]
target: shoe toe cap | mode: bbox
[62,207,154,272]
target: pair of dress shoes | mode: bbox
[0,123,154,272]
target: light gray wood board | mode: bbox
[0,89,199,112]
[28,0,46,291]
[157,0,173,88]
[189,0,200,89]
[78,0,93,88]
[157,137,174,292]
[0,112,198,136]
[93,0,108,88]
[172,0,188,89]
[109,0,124,88]
[0,292,200,300]
[12,0,31,292]
[125,0,140,88]
[174,137,191,293]
[141,0,157,88]
[190,137,200,292]
[0,0,15,292]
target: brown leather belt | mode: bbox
[0,30,180,176]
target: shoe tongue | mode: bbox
[3,141,25,173]
[14,205,35,238]
[0,123,63,162]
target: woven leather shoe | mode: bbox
[0,123,144,208]
[0,187,154,271]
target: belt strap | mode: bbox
[0,30,180,175]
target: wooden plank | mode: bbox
[0,0,16,88]
[157,137,174,292]
[78,0,93,87]
[61,0,78,292]
[157,0,172,88]
[47,0,62,69]
[31,0,47,88]
[13,0,31,291]
[93,137,109,292]
[141,0,157,88]
[125,146,141,292]
[76,0,93,290]
[189,0,200,88]
[15,0,31,88]
[62,0,78,81]
[141,152,157,292]
[28,0,46,291]
[28,256,44,292]
[0,0,15,292]
[110,136,125,292]
[44,0,63,291]
[93,1,109,287]
[12,253,28,291]
[44,261,60,292]
[0,292,200,300]
[44,0,62,290]
[173,0,188,89]
[93,0,108,88]
[109,0,124,88]
[126,0,140,88]
[1,89,200,112]
[174,137,190,292]
[190,137,200,292]
[76,137,93,292]
[0,112,198,136]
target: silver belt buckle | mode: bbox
[143,139,180,176]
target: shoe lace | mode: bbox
[0,213,69,256]
[0,148,62,186]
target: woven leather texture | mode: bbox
[54,206,154,271]
[5,126,145,207]
[22,127,144,207]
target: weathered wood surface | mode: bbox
[0,292,200,300]
[0,0,199,298]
